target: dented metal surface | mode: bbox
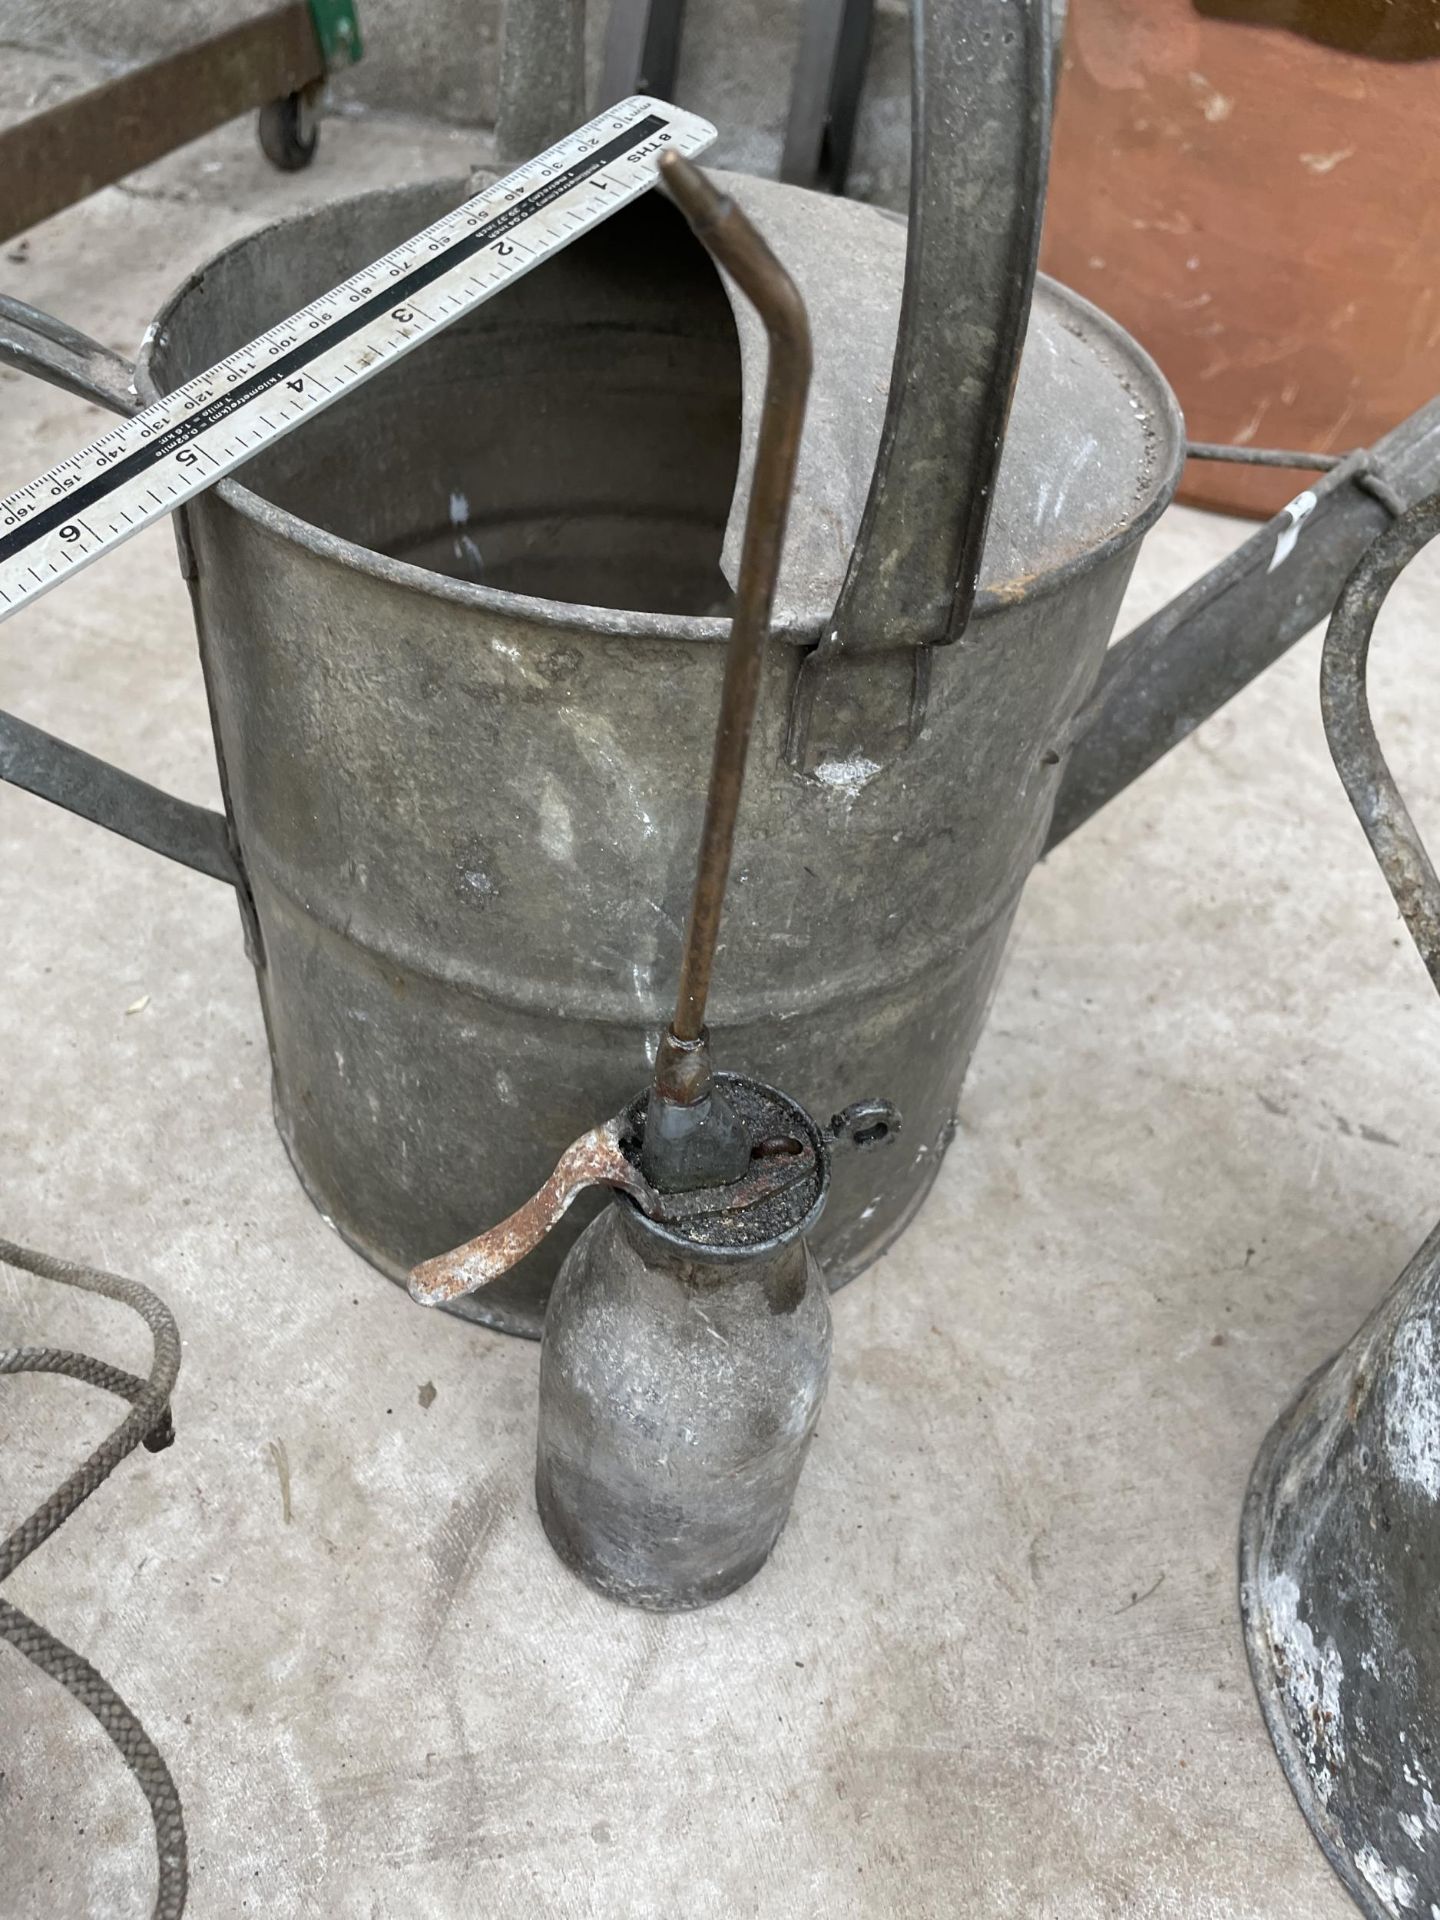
[1242,489,1440,1918]
[10,4,1440,1352]
[142,14,1172,1335]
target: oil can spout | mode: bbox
[408,158,819,1307]
[641,152,812,1194]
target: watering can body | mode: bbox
[126,189,1177,1335]
[1242,495,1440,1917]
[0,3,1186,1334]
[1244,1222,1440,1917]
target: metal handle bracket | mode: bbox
[784,0,1054,773]
[0,300,241,891]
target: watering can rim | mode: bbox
[135,172,1185,650]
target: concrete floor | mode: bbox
[3,96,1439,1920]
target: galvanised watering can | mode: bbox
[4,1,1431,1335]
[1241,490,1440,1919]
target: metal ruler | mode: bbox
[0,95,716,624]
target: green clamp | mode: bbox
[308,0,363,69]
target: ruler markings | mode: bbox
[0,98,715,618]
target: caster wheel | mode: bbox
[258,88,320,172]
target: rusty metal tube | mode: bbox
[656,151,813,1049]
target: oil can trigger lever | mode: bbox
[408,1106,826,1307]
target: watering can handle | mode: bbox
[1320,488,1440,996]
[785,0,1053,771]
[0,298,139,414]
[0,298,241,889]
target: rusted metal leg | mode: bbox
[0,3,331,243]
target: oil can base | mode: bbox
[533,1198,832,1614]
[535,1461,785,1613]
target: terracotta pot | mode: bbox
[1041,0,1440,517]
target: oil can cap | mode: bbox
[619,1074,829,1259]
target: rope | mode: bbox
[0,1236,187,1918]
[0,1348,175,1452]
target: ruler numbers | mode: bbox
[0,97,716,620]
